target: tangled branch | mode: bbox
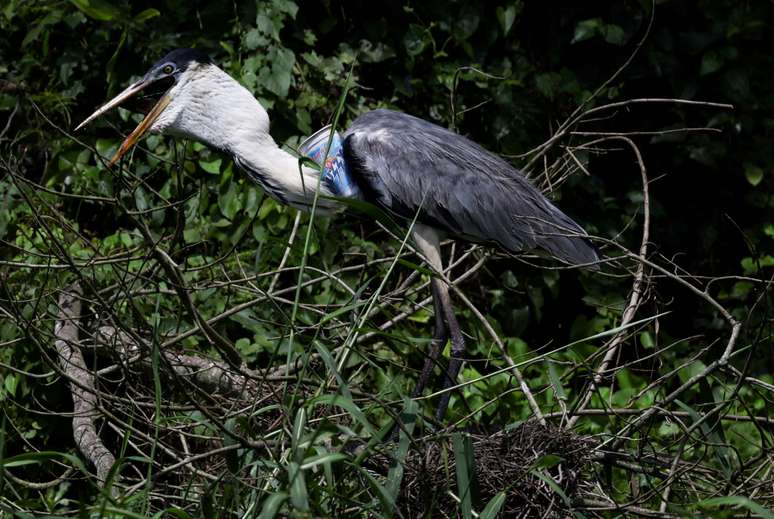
[54,284,115,486]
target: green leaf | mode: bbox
[255,13,279,40]
[1,451,88,473]
[106,29,127,84]
[741,255,774,275]
[4,375,17,397]
[700,50,723,76]
[133,8,160,23]
[729,281,752,299]
[534,454,563,469]
[199,158,222,174]
[675,399,735,479]
[300,453,346,471]
[287,461,309,512]
[603,24,626,45]
[261,47,295,97]
[354,462,396,513]
[291,407,306,452]
[744,164,764,186]
[2,0,16,21]
[678,360,707,384]
[134,186,150,212]
[153,507,193,519]
[313,341,353,400]
[310,395,375,435]
[96,138,117,159]
[403,24,426,57]
[69,0,121,21]
[531,470,572,506]
[273,0,298,18]
[572,18,601,44]
[218,180,241,220]
[547,361,566,400]
[535,72,560,100]
[497,5,519,36]
[357,40,396,63]
[245,28,267,50]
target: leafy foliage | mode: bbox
[0,0,772,517]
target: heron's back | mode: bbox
[343,109,598,267]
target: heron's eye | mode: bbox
[162,64,174,75]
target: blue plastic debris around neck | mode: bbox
[298,125,361,198]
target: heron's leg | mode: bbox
[410,279,448,399]
[433,280,466,422]
[411,224,467,421]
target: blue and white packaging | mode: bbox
[298,125,361,198]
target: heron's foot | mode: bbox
[410,334,446,399]
[434,354,464,422]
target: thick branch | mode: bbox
[95,326,259,400]
[54,284,116,486]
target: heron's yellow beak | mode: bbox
[76,78,172,167]
[106,93,170,166]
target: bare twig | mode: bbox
[567,136,651,428]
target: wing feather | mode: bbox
[343,109,598,266]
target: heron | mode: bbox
[77,48,598,421]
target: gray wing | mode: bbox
[343,109,598,266]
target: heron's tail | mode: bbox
[531,203,600,270]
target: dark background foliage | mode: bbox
[1,0,772,516]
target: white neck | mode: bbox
[153,63,337,211]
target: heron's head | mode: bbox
[77,48,268,166]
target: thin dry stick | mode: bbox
[520,3,654,170]
[356,221,546,422]
[123,444,241,496]
[543,408,774,426]
[567,136,650,428]
[268,211,302,294]
[446,280,546,425]
[54,284,116,486]
[602,252,743,449]
[150,243,242,368]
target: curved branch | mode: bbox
[94,326,259,400]
[566,136,651,428]
[54,284,116,486]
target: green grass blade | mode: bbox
[152,507,194,519]
[385,398,419,502]
[531,470,571,507]
[314,340,353,401]
[697,496,774,519]
[453,433,476,519]
[300,452,347,471]
[287,461,310,512]
[675,399,735,479]
[352,463,397,517]
[310,394,375,435]
[292,407,307,453]
[479,491,506,519]
[258,492,288,519]
[1,451,88,472]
